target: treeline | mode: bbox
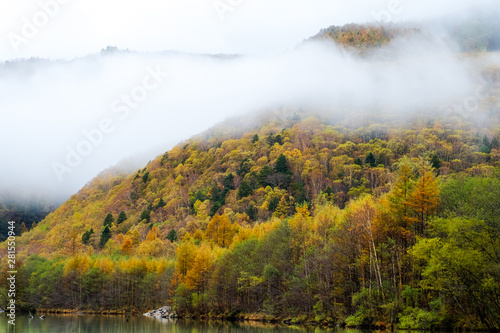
[11,255,174,311]
[167,161,500,330]
[6,164,499,329]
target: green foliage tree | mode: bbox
[103,213,114,228]
[167,229,178,243]
[82,228,94,245]
[142,171,150,183]
[365,152,377,167]
[99,226,111,248]
[116,211,127,224]
[430,154,441,169]
[140,209,151,223]
[238,180,253,199]
[274,154,290,174]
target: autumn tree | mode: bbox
[205,214,237,247]
[406,161,440,236]
[121,236,133,255]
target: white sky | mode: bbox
[0,0,495,60]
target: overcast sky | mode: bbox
[0,0,498,202]
[0,0,495,60]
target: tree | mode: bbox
[103,213,114,228]
[146,226,160,242]
[140,209,151,223]
[407,161,440,236]
[167,229,178,243]
[121,236,133,255]
[99,226,111,248]
[252,134,259,144]
[116,211,127,224]
[274,154,290,174]
[430,154,441,169]
[238,180,253,199]
[205,214,236,247]
[246,203,257,221]
[365,152,377,167]
[273,196,290,218]
[156,198,166,209]
[223,173,235,190]
[82,228,94,245]
[20,222,28,234]
[142,171,150,183]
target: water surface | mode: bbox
[0,314,372,333]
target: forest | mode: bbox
[1,103,499,329]
[1,22,500,330]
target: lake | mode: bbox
[0,314,376,333]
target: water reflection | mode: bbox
[0,313,380,333]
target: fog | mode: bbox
[0,0,499,202]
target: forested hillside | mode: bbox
[1,21,500,330]
[1,100,499,328]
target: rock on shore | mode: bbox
[143,306,175,319]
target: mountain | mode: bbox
[2,24,500,329]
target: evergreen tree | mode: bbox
[82,228,94,245]
[103,213,114,228]
[99,226,111,248]
[258,165,274,187]
[365,152,377,167]
[246,203,257,221]
[430,154,442,169]
[251,134,259,144]
[116,211,127,224]
[223,173,235,190]
[238,180,253,199]
[142,171,150,183]
[156,198,166,210]
[167,229,178,243]
[274,154,290,174]
[140,209,151,223]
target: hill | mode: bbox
[1,23,500,329]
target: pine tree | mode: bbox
[430,154,441,169]
[156,198,166,209]
[140,209,151,223]
[274,154,290,174]
[99,226,111,248]
[116,211,127,224]
[251,134,259,144]
[103,213,114,227]
[82,228,94,245]
[238,180,253,199]
[167,229,178,242]
[142,171,150,183]
[246,203,257,221]
[365,152,377,167]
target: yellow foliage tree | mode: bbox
[205,214,237,248]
